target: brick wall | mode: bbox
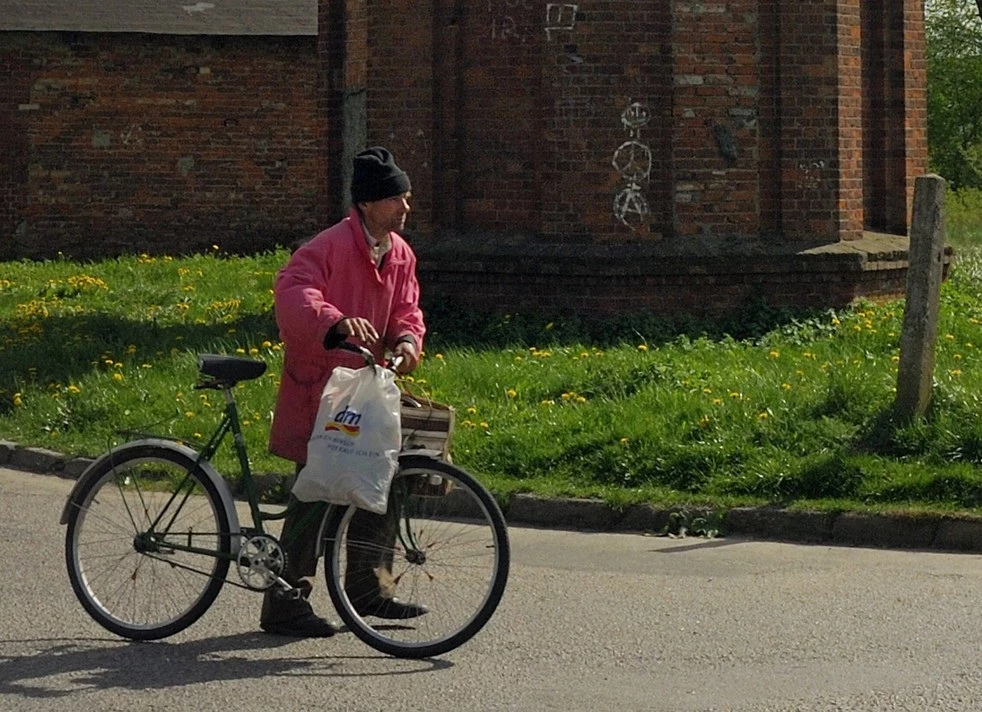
[311,0,930,316]
[0,32,319,260]
[0,1,930,316]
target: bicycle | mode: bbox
[59,343,510,659]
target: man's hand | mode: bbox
[391,340,419,374]
[335,317,379,345]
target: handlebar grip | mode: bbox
[332,340,377,369]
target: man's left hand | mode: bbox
[391,340,419,374]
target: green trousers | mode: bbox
[260,495,397,624]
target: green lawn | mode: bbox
[4,191,982,517]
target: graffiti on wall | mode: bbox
[545,4,578,41]
[488,1,578,43]
[612,101,652,230]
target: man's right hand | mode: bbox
[334,317,379,345]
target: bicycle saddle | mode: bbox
[197,353,268,383]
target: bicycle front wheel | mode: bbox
[323,455,510,658]
[64,444,231,640]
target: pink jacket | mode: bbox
[268,210,426,464]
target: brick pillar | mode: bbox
[887,0,928,234]
[432,0,463,235]
[0,36,32,259]
[317,0,349,225]
[779,0,864,242]
[364,0,435,237]
[671,0,761,239]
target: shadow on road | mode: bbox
[652,538,745,555]
[0,633,452,699]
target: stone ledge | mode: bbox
[8,442,982,553]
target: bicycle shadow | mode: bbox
[0,633,452,699]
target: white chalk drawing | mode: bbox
[797,159,825,191]
[488,1,578,43]
[489,0,533,43]
[120,124,145,147]
[612,101,652,230]
[545,4,578,41]
[182,2,215,14]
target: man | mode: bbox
[261,147,427,637]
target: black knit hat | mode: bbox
[350,146,411,203]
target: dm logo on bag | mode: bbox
[325,406,361,436]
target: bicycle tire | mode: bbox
[323,455,510,658]
[65,444,232,640]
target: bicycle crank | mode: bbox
[235,535,286,590]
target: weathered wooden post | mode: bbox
[895,174,947,423]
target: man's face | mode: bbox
[360,193,411,234]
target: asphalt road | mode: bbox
[3,466,982,711]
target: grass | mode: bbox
[5,195,982,518]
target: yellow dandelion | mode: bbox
[768,350,780,359]
[193,432,202,439]
[185,411,195,418]
[212,244,220,251]
[637,344,648,352]
[781,383,791,391]
[249,347,259,355]
[67,385,81,394]
[479,421,490,429]
[540,399,555,407]
[461,419,476,428]
[619,437,629,445]
[954,354,963,361]
[698,415,710,428]
[561,393,572,401]
[506,388,517,398]
[575,396,587,404]
[125,345,137,355]
[712,398,723,406]
[262,340,272,349]
[729,391,742,399]
[466,406,478,415]
[235,348,246,354]
[514,356,524,363]
[113,373,124,382]
[544,322,554,330]
[950,369,963,376]
[702,387,713,394]
[580,352,590,359]
[757,411,769,420]
[946,334,956,341]
[12,393,22,407]
[435,353,444,360]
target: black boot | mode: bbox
[260,497,339,638]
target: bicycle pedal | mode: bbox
[274,587,305,601]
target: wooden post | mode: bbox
[895,175,947,423]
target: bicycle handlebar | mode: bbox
[332,340,403,374]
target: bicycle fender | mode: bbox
[58,439,241,551]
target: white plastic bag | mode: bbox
[292,365,401,514]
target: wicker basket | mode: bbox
[399,389,455,461]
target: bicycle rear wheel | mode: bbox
[64,444,231,640]
[323,455,510,658]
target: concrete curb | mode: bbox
[11,442,982,552]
